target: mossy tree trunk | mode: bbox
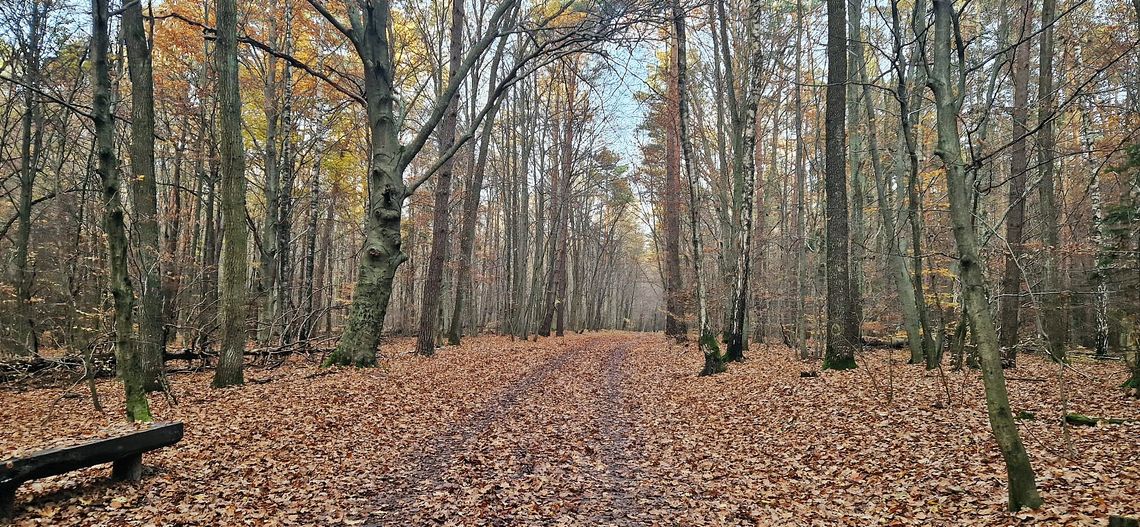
[316,0,518,366]
[92,0,152,421]
[926,0,1042,510]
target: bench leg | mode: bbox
[111,453,143,482]
[1,483,15,519]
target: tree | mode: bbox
[124,0,166,390]
[92,0,152,421]
[446,31,509,346]
[212,0,250,388]
[823,0,858,370]
[1037,0,1066,362]
[675,0,733,375]
[925,0,1042,509]
[998,0,1033,367]
[415,0,466,356]
[725,0,765,363]
[662,27,687,342]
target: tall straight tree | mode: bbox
[11,0,46,356]
[1037,0,1066,362]
[123,0,165,390]
[416,0,465,356]
[999,0,1033,367]
[926,0,1042,509]
[212,0,249,388]
[663,29,687,342]
[725,0,765,363]
[447,31,509,346]
[674,0,722,376]
[92,0,152,421]
[823,0,858,370]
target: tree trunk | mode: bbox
[212,0,249,388]
[92,0,152,421]
[861,18,924,362]
[123,0,165,390]
[12,1,45,357]
[675,0,723,376]
[448,34,508,345]
[1037,0,1065,362]
[999,0,1033,367]
[725,2,765,363]
[415,0,465,356]
[823,0,858,370]
[663,31,688,341]
[927,0,1042,510]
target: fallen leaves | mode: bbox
[0,333,1137,526]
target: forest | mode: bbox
[0,0,1138,523]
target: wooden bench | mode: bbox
[1,421,183,518]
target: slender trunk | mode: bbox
[663,30,688,341]
[999,0,1033,367]
[860,21,924,361]
[12,1,45,356]
[448,34,506,345]
[725,3,765,362]
[927,0,1041,509]
[1037,0,1065,362]
[212,0,249,388]
[794,0,808,359]
[416,0,465,355]
[675,0,723,375]
[93,0,152,420]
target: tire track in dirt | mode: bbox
[366,343,577,525]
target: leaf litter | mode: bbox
[1,332,1136,526]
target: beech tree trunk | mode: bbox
[92,0,152,420]
[927,0,1042,510]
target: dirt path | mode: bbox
[366,336,654,526]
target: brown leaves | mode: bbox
[1,334,1137,526]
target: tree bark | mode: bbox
[447,33,508,346]
[212,0,249,388]
[824,0,859,370]
[123,0,166,390]
[926,0,1042,509]
[999,0,1033,367]
[92,0,152,421]
[1037,0,1066,362]
[675,0,723,375]
[663,30,688,341]
[416,0,465,355]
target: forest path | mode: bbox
[367,334,667,526]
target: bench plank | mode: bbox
[1,421,183,518]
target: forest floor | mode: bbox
[1,332,1138,526]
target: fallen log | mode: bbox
[1064,412,1135,427]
